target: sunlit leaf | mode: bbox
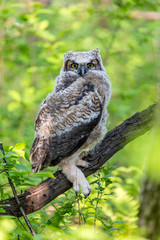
[8,90,21,102]
[109,227,119,232]
[33,172,55,179]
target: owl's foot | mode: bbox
[75,159,94,169]
[79,151,88,159]
[60,162,91,197]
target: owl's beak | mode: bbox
[78,65,88,76]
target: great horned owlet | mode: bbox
[30,48,111,197]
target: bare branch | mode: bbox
[0,103,156,217]
[130,11,160,21]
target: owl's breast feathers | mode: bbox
[30,73,108,173]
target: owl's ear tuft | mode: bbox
[64,51,73,59]
[92,48,100,55]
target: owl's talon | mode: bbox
[84,194,89,199]
[84,187,91,198]
[74,188,91,198]
[86,162,94,169]
[74,184,91,197]
[82,183,91,197]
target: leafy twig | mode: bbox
[0,142,36,236]
[16,217,29,233]
[76,194,83,225]
[94,187,100,228]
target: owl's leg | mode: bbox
[59,161,91,197]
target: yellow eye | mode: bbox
[87,63,94,68]
[71,63,78,69]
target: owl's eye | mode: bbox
[71,63,78,69]
[87,63,94,69]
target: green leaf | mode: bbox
[8,90,21,102]
[14,163,29,172]
[4,152,18,158]
[109,227,119,232]
[20,182,37,187]
[39,20,49,30]
[0,208,6,213]
[13,142,26,151]
[7,102,21,112]
[104,174,114,178]
[110,166,119,170]
[113,220,124,224]
[0,204,10,207]
[33,172,55,179]
[24,151,30,161]
[3,145,13,152]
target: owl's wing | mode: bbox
[30,82,103,173]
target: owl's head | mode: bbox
[61,48,106,76]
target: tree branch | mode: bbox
[0,103,156,217]
[130,11,160,21]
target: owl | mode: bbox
[30,48,111,197]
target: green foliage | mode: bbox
[0,0,160,239]
[0,143,141,239]
[0,143,55,201]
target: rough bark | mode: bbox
[0,103,156,217]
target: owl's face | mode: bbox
[64,59,101,76]
[61,48,105,76]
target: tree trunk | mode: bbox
[138,178,160,240]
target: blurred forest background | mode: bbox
[0,0,160,239]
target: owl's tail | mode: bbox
[30,136,49,173]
